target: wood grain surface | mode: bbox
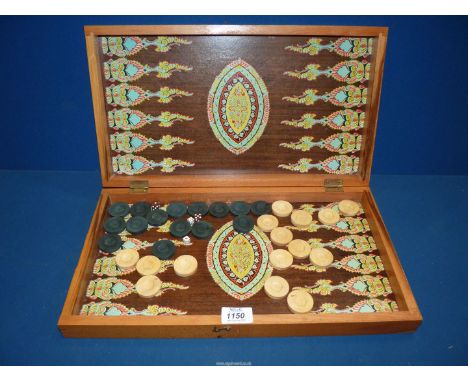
[84,26,387,188]
[76,193,393,315]
[99,36,370,174]
[58,187,422,338]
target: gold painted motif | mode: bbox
[279,134,362,154]
[295,275,392,298]
[285,38,373,58]
[227,235,255,280]
[112,154,194,175]
[312,298,398,314]
[93,257,175,277]
[206,222,273,301]
[80,301,187,316]
[285,216,370,234]
[105,84,192,107]
[85,277,188,300]
[299,202,365,216]
[108,109,193,130]
[156,111,193,127]
[283,86,367,108]
[284,60,370,84]
[104,58,192,82]
[292,254,384,274]
[281,110,365,131]
[110,132,194,154]
[226,82,252,134]
[308,235,376,253]
[101,36,191,57]
[279,156,360,174]
[207,59,270,155]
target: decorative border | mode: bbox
[207,59,270,155]
[295,275,393,298]
[81,301,187,316]
[206,221,273,300]
[312,298,398,314]
[285,37,373,58]
[102,36,192,57]
[292,254,384,274]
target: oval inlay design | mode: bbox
[206,222,273,301]
[207,59,270,155]
[227,234,255,280]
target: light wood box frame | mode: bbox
[58,25,422,338]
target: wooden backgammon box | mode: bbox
[58,25,422,338]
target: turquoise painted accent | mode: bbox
[209,59,269,155]
[328,159,340,171]
[106,307,123,316]
[337,66,350,78]
[130,137,143,148]
[212,66,265,150]
[127,89,141,102]
[347,259,361,270]
[123,37,137,52]
[128,113,142,126]
[330,137,342,149]
[336,221,349,230]
[125,64,139,77]
[352,280,368,293]
[111,282,128,295]
[339,39,353,53]
[358,304,375,313]
[122,241,136,249]
[341,238,354,248]
[210,223,271,297]
[334,90,347,103]
[332,114,345,126]
[132,159,144,170]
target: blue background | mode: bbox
[0,16,467,366]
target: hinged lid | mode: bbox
[129,180,149,193]
[324,178,344,192]
[85,25,387,188]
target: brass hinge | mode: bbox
[324,179,343,192]
[129,180,149,193]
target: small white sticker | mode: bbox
[221,307,253,324]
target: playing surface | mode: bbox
[77,198,397,316]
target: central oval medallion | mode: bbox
[227,234,255,279]
[207,59,270,155]
[206,221,273,301]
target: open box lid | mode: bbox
[85,25,387,189]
